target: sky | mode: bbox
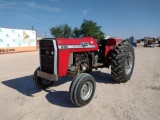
[0,0,160,39]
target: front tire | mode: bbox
[111,40,135,83]
[33,67,55,89]
[69,73,96,107]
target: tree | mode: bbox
[50,24,72,38]
[80,20,105,40]
[49,20,105,40]
[72,27,82,38]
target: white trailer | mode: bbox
[0,28,37,53]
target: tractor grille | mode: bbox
[39,40,55,74]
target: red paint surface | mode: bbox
[56,37,122,77]
[58,50,70,76]
[56,37,98,77]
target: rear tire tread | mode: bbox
[111,40,135,83]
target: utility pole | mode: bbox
[31,26,34,30]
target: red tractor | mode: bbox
[33,37,135,106]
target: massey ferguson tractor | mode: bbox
[33,37,135,107]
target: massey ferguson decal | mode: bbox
[58,42,95,49]
[81,42,89,47]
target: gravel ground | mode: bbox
[0,43,160,120]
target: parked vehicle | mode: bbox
[144,37,155,47]
[33,37,135,106]
[128,36,137,47]
[158,36,160,47]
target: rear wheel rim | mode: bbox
[80,81,93,100]
[125,52,133,75]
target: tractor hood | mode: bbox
[55,37,98,51]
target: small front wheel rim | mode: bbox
[80,81,93,100]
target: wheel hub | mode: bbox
[80,81,93,100]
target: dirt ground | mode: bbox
[0,43,160,120]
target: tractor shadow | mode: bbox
[45,90,75,108]
[45,71,118,107]
[90,71,118,84]
[55,70,117,85]
[1,75,73,97]
[54,70,117,86]
[1,71,117,108]
[54,76,72,86]
[1,75,41,97]
[1,75,75,107]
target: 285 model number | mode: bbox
[60,45,68,49]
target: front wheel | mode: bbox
[69,73,96,107]
[111,40,135,83]
[33,67,55,89]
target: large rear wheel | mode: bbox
[111,40,135,83]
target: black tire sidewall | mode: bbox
[121,42,135,81]
[73,74,96,106]
[33,67,54,89]
[33,67,40,87]
[111,41,135,83]
[69,73,88,105]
